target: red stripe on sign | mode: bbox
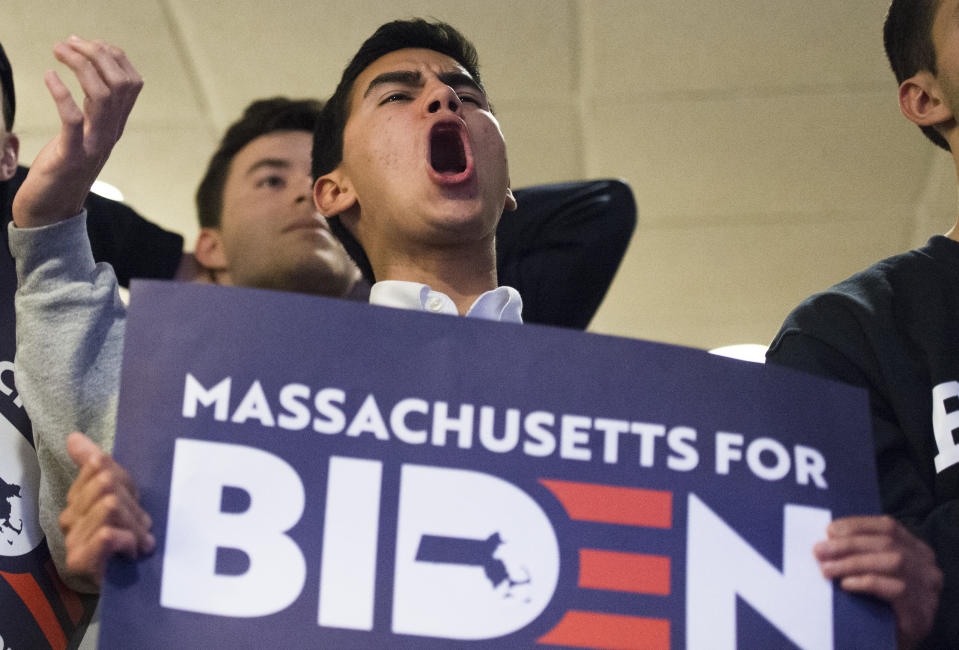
[45,559,84,624]
[538,610,670,649]
[579,549,671,595]
[1,571,67,650]
[539,479,672,528]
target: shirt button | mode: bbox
[426,295,444,312]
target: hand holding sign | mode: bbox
[12,36,142,228]
[59,432,154,591]
[815,515,942,649]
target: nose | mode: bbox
[426,83,461,115]
[294,173,312,204]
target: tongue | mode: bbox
[430,129,466,174]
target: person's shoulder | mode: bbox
[866,235,957,276]
[792,238,952,321]
[769,239,952,359]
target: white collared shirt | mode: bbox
[369,281,523,323]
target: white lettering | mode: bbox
[390,398,429,445]
[594,418,629,464]
[161,439,306,617]
[560,415,592,461]
[794,445,828,489]
[632,422,666,467]
[746,437,791,481]
[933,381,959,473]
[523,411,556,457]
[667,426,699,471]
[347,394,390,440]
[478,407,520,454]
[278,383,311,431]
[230,380,275,427]
[715,432,744,475]
[313,388,346,434]
[0,361,22,408]
[432,402,474,449]
[182,374,231,421]
[318,457,382,630]
[686,494,832,650]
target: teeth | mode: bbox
[430,127,467,174]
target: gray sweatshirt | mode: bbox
[10,210,127,594]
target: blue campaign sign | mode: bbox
[100,281,893,649]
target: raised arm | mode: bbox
[9,37,141,591]
[328,179,638,328]
[496,179,637,329]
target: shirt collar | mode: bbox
[369,281,523,323]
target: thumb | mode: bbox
[66,431,104,468]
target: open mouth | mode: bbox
[429,123,469,175]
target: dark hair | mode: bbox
[0,41,15,131]
[196,97,323,228]
[312,18,482,181]
[884,0,949,150]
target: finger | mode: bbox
[64,453,141,537]
[43,70,84,153]
[64,525,140,586]
[65,435,121,507]
[101,43,143,137]
[60,38,143,152]
[56,40,118,153]
[111,43,141,82]
[52,40,110,106]
[66,431,104,468]
[70,460,141,519]
[814,532,897,561]
[80,442,139,500]
[827,515,898,539]
[819,550,905,580]
[63,436,111,530]
[61,480,153,560]
[68,486,153,555]
[839,573,907,602]
[64,37,131,89]
[64,38,143,121]
[64,449,108,512]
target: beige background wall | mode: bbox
[2,1,955,349]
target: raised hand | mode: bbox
[12,36,142,228]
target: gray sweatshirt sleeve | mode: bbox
[9,210,127,592]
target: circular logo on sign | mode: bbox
[0,416,43,557]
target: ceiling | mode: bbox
[2,0,955,350]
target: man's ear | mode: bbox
[314,169,357,217]
[900,71,954,128]
[504,184,517,213]
[0,133,19,182]
[194,227,228,273]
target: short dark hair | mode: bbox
[884,0,949,150]
[312,18,482,181]
[196,97,323,229]
[0,41,15,131]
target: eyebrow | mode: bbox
[244,158,292,176]
[363,69,484,99]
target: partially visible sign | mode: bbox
[101,281,893,649]
[0,264,95,650]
